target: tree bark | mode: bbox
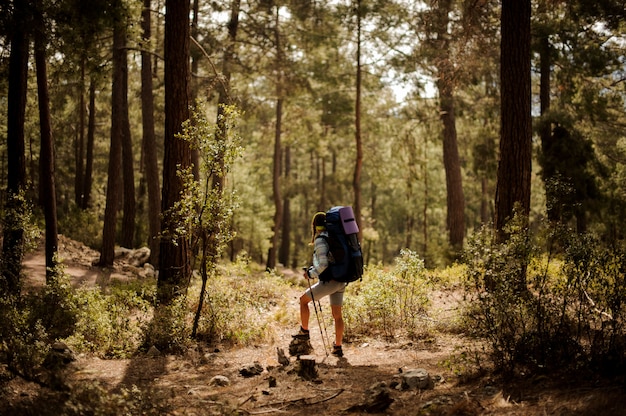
[538,33,558,222]
[99,15,125,266]
[141,0,161,265]
[438,75,465,252]
[158,0,192,304]
[279,146,291,266]
[82,80,96,209]
[190,0,200,180]
[1,0,29,296]
[120,20,136,249]
[34,2,59,281]
[75,59,86,207]
[495,0,532,237]
[267,7,283,271]
[267,95,283,270]
[297,355,318,380]
[422,145,429,259]
[353,0,363,236]
[433,0,465,254]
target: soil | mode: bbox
[2,236,626,415]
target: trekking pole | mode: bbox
[315,296,332,354]
[304,269,330,357]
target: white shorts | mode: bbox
[304,280,347,306]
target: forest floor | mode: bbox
[2,236,626,415]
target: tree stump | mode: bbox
[297,355,317,380]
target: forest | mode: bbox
[1,0,626,414]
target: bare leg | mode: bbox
[299,294,312,331]
[331,305,343,346]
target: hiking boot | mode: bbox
[331,344,343,357]
[291,327,310,341]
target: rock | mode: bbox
[139,263,156,279]
[209,375,230,386]
[277,347,290,366]
[114,247,132,258]
[0,364,10,380]
[364,386,394,412]
[240,361,264,377]
[129,247,151,267]
[41,342,76,391]
[288,337,313,357]
[52,341,75,359]
[367,381,388,393]
[401,368,434,390]
[347,382,394,413]
[146,346,161,357]
[200,352,216,365]
[44,342,75,367]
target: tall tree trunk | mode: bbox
[141,0,161,265]
[2,0,29,296]
[82,80,96,209]
[153,0,162,78]
[438,75,465,252]
[539,33,557,222]
[158,0,192,304]
[267,7,283,271]
[495,0,532,240]
[189,0,200,180]
[433,0,465,254]
[318,148,328,209]
[539,36,551,138]
[422,136,429,259]
[119,22,135,249]
[34,3,58,281]
[75,59,86,207]
[99,16,125,266]
[405,135,418,250]
[353,0,363,235]
[279,146,291,266]
[267,95,283,271]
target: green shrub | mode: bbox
[344,249,431,339]
[559,233,626,372]
[27,269,80,340]
[463,214,626,375]
[64,282,152,358]
[192,270,291,345]
[0,296,50,380]
[141,295,191,354]
[462,216,537,373]
[0,268,79,379]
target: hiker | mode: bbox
[293,211,346,358]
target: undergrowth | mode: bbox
[462,214,626,376]
[5,213,626,414]
[344,249,437,340]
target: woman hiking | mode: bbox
[291,211,346,358]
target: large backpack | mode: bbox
[319,206,364,283]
